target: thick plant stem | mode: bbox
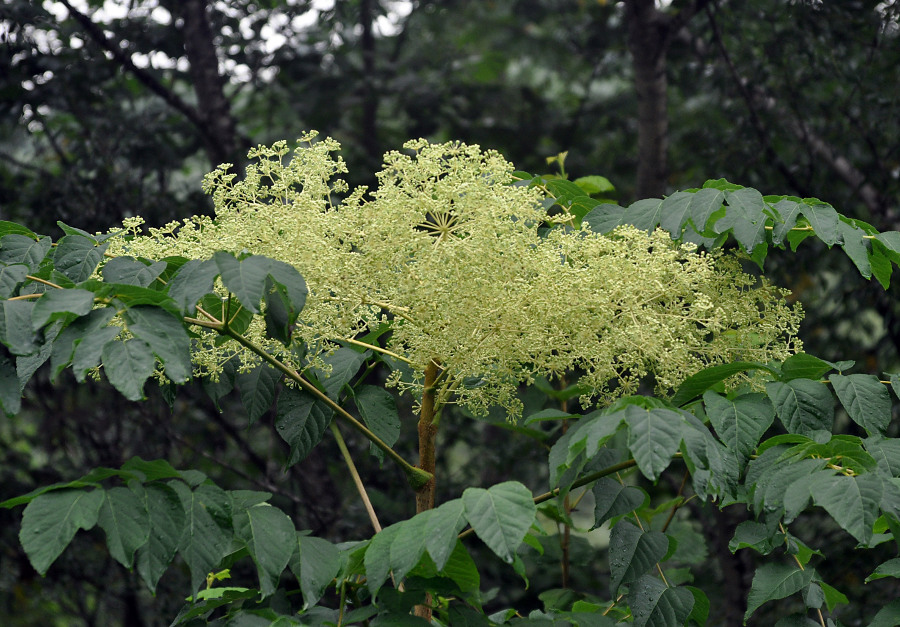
[414,359,441,620]
[415,359,441,514]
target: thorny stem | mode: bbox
[184,314,432,489]
[330,422,382,534]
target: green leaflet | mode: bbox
[424,499,468,570]
[234,504,296,597]
[592,477,648,529]
[123,305,193,383]
[353,385,401,464]
[0,234,52,272]
[19,489,104,575]
[627,575,694,627]
[830,373,892,435]
[744,563,817,622]
[97,485,150,568]
[365,522,402,598]
[703,391,774,462]
[102,256,167,288]
[810,472,883,546]
[765,379,834,437]
[171,481,233,596]
[292,535,340,610]
[275,386,332,466]
[237,363,282,424]
[167,258,220,314]
[462,481,536,565]
[607,520,670,595]
[102,338,156,401]
[624,406,683,481]
[53,234,108,282]
[135,482,185,593]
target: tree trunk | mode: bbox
[359,0,380,166]
[626,0,670,200]
[177,0,240,167]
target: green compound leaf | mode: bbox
[608,520,670,595]
[122,306,192,383]
[819,581,849,612]
[715,187,769,252]
[729,520,782,555]
[765,379,834,437]
[810,472,882,545]
[0,299,38,356]
[424,498,468,570]
[0,262,28,299]
[102,256,166,288]
[97,485,150,569]
[671,361,774,407]
[687,187,725,233]
[627,575,694,627]
[866,557,900,583]
[704,391,775,462]
[870,600,900,627]
[53,235,108,282]
[292,535,340,609]
[275,387,332,466]
[167,259,220,314]
[171,481,233,596]
[73,326,120,381]
[592,477,648,529]
[313,346,367,399]
[353,385,401,464]
[780,353,834,381]
[745,563,816,622]
[623,197,664,232]
[267,258,308,314]
[19,488,104,575]
[624,406,683,481]
[390,510,432,584]
[462,481,536,564]
[30,288,95,331]
[800,201,840,246]
[829,373,891,436]
[135,482,185,594]
[837,218,871,278]
[234,504,296,598]
[658,191,693,237]
[0,234,52,272]
[440,542,481,599]
[0,350,21,416]
[365,522,402,598]
[771,199,802,245]
[263,279,294,346]
[213,252,267,314]
[101,338,156,401]
[236,363,281,424]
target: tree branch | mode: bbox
[57,0,228,165]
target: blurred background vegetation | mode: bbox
[1,1,899,625]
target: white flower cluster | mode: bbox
[108,134,803,418]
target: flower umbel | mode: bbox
[107,134,803,418]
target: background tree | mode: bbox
[1,1,899,625]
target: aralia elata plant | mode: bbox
[2,134,900,625]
